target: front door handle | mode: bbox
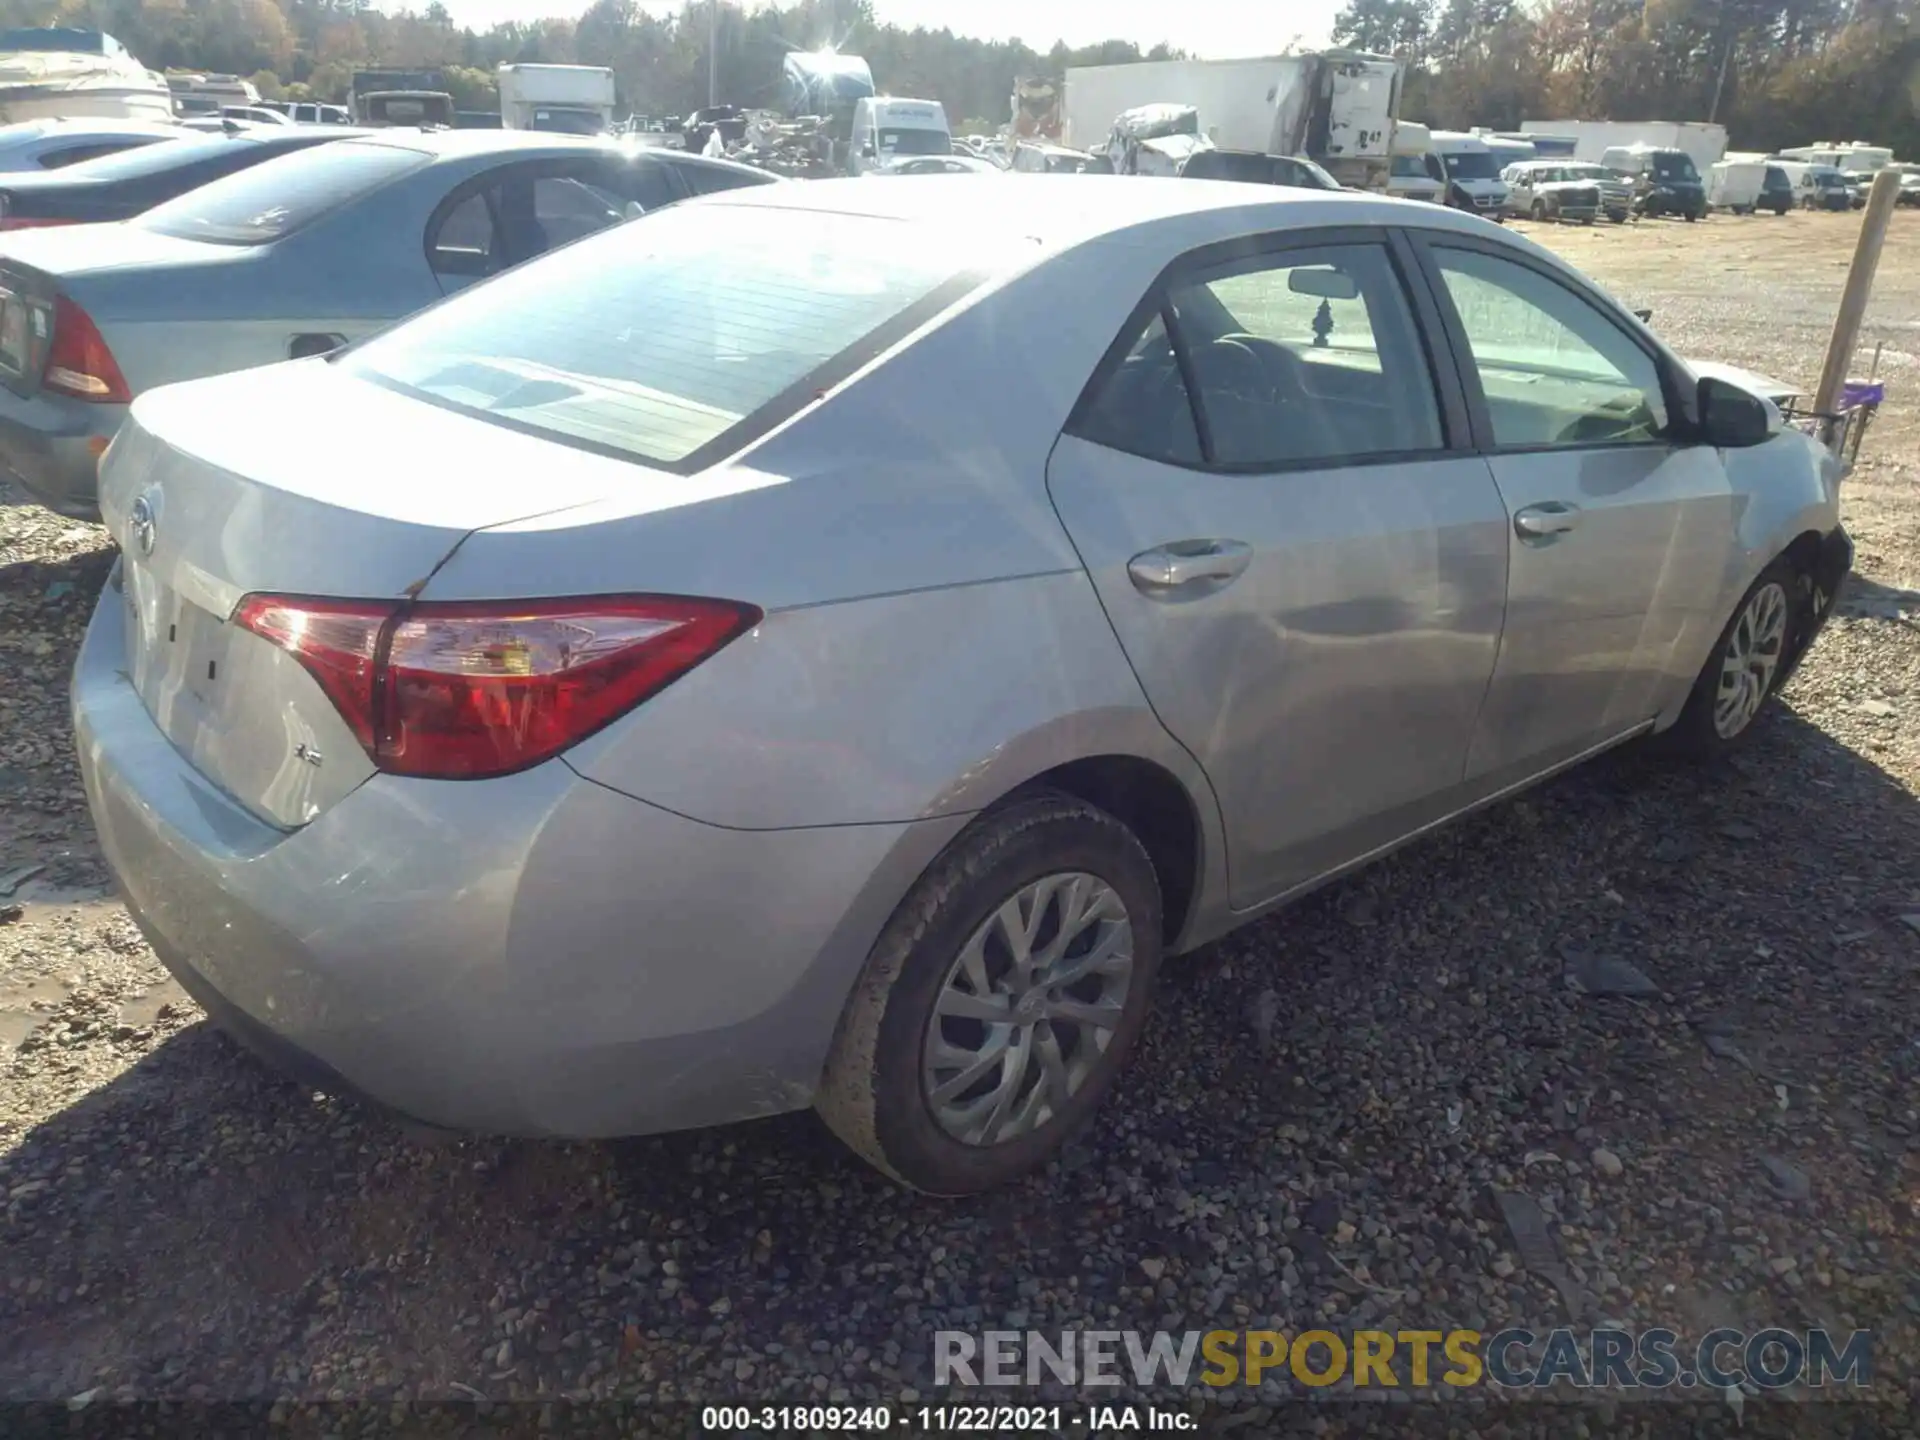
[1126,539,1253,593]
[1514,501,1581,539]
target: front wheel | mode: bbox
[1684,210,1699,222]
[1531,198,1549,221]
[1655,560,1805,759]
[817,793,1164,1194]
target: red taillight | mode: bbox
[231,596,392,750]
[235,594,760,780]
[44,294,130,403]
[0,217,76,232]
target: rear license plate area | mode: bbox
[123,558,228,716]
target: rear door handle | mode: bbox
[1514,501,1581,539]
[1126,539,1253,593]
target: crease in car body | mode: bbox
[1037,424,1241,903]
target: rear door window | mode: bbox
[1167,244,1444,466]
[135,139,428,244]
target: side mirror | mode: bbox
[1696,375,1771,448]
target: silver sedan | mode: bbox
[0,129,773,516]
[74,177,1850,1194]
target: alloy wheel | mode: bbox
[922,872,1134,1146]
[1714,581,1789,738]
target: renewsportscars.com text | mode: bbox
[934,1327,1874,1391]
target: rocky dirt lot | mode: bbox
[1,210,1916,1435]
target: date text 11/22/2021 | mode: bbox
[701,1404,1198,1432]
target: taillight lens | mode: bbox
[44,294,130,403]
[231,596,392,749]
[235,594,759,780]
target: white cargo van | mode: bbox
[850,96,951,175]
[1427,130,1508,217]
[1387,119,1442,202]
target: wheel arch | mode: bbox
[996,753,1211,950]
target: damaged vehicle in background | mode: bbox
[73,178,1850,1196]
[1502,160,1630,224]
[0,129,773,516]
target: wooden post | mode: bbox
[1813,168,1903,449]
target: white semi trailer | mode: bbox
[1062,50,1403,190]
[1519,119,1728,172]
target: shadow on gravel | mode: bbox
[1,707,1916,1404]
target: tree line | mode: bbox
[2,0,1913,154]
[0,0,1182,131]
[1337,0,1919,158]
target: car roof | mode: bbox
[341,128,764,177]
[349,128,627,160]
[0,118,186,141]
[697,172,1530,258]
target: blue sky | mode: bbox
[412,0,1344,57]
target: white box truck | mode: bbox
[498,64,616,135]
[1519,119,1728,172]
[1062,50,1402,189]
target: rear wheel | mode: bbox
[1655,559,1806,759]
[817,793,1164,1194]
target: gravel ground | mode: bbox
[1,210,1916,1435]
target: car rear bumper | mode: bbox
[73,566,963,1138]
[0,385,120,516]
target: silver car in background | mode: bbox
[74,179,1850,1194]
[0,129,774,516]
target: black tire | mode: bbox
[1531,198,1549,221]
[1684,210,1698,222]
[1654,558,1809,760]
[817,792,1164,1194]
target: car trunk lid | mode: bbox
[97,362,634,828]
[0,227,244,398]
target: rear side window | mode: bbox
[346,204,984,471]
[53,133,239,181]
[136,141,429,244]
[40,140,151,169]
[1074,312,1202,465]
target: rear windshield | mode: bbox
[342,204,985,470]
[135,139,425,244]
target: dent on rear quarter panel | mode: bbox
[425,236,1196,830]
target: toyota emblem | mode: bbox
[128,487,160,557]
